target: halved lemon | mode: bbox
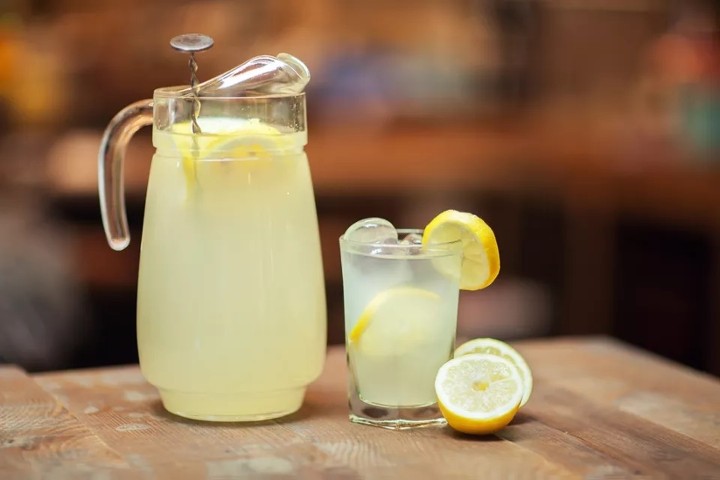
[435,353,523,435]
[422,210,500,291]
[454,338,533,407]
[349,287,442,356]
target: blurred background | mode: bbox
[1,0,719,375]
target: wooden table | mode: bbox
[2,337,719,479]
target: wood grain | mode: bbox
[0,365,129,479]
[0,336,714,479]
[33,353,574,479]
[516,337,720,446]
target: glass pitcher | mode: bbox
[98,54,326,421]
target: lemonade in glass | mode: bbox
[340,219,463,428]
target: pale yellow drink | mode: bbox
[137,118,326,421]
[340,232,462,428]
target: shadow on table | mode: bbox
[440,411,534,441]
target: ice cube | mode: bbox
[400,232,423,245]
[344,218,398,244]
[342,222,410,287]
[370,237,399,256]
[399,232,423,255]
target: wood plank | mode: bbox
[0,365,129,478]
[496,412,649,479]
[18,338,720,478]
[283,349,578,479]
[35,351,579,479]
[34,364,363,478]
[515,337,720,447]
[509,387,720,478]
[499,338,720,478]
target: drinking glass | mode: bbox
[339,229,462,429]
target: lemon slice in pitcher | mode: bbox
[422,210,500,291]
[173,118,296,191]
[201,118,293,157]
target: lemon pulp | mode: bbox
[435,353,523,435]
[454,337,533,406]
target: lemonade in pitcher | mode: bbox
[138,117,325,420]
[99,40,326,421]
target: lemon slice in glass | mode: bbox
[422,210,500,291]
[454,338,533,406]
[435,353,523,435]
[349,287,442,356]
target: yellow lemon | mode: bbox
[349,287,442,356]
[422,210,500,291]
[454,338,533,407]
[169,118,294,193]
[435,353,523,435]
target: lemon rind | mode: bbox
[422,209,500,291]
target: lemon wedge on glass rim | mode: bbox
[435,353,523,435]
[422,210,500,291]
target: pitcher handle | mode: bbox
[98,99,154,251]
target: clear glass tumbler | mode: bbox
[339,229,463,429]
